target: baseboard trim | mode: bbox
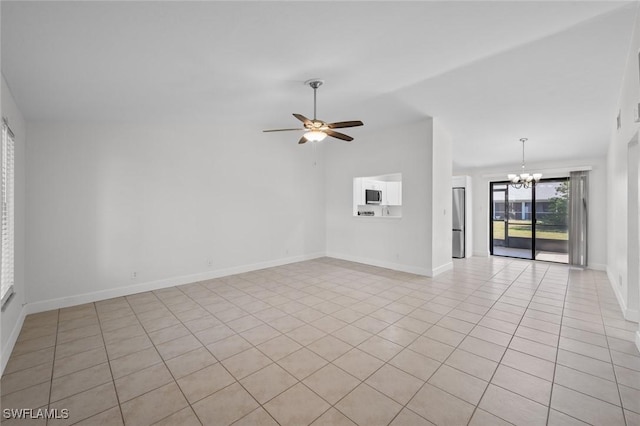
[326,252,434,277]
[473,251,490,257]
[1,304,26,375]
[606,266,640,322]
[626,308,640,323]
[432,262,454,276]
[25,252,326,315]
[588,263,607,271]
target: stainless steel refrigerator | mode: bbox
[452,187,465,258]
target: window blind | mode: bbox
[1,119,15,309]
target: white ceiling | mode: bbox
[2,1,637,169]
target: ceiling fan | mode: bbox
[263,79,363,144]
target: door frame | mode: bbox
[489,183,507,256]
[490,180,550,260]
[490,181,536,259]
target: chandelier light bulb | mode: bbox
[508,138,541,188]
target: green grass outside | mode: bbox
[493,220,568,241]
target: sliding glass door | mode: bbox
[491,184,507,250]
[534,180,569,263]
[490,178,569,263]
[490,183,533,259]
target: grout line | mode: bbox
[466,260,556,426]
[162,282,284,425]
[44,309,60,426]
[7,258,633,426]
[384,258,534,425]
[388,266,511,422]
[595,271,629,426]
[211,261,462,425]
[91,302,126,426]
[121,293,205,425]
[544,261,571,425]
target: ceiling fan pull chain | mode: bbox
[313,138,317,166]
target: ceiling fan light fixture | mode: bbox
[304,130,327,142]
[262,79,363,143]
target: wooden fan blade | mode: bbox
[293,113,312,126]
[298,136,308,144]
[263,128,304,132]
[325,129,353,142]
[328,120,363,129]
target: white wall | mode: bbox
[1,75,27,372]
[606,7,640,340]
[455,157,608,271]
[325,119,432,275]
[431,120,453,273]
[325,117,453,276]
[24,122,326,309]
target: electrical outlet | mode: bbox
[131,271,137,279]
[207,259,213,267]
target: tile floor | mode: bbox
[1,257,640,425]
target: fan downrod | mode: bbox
[305,79,323,120]
[304,79,324,89]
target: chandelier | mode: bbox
[507,138,541,189]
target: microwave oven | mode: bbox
[365,189,382,204]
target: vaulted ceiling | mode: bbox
[2,1,637,169]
